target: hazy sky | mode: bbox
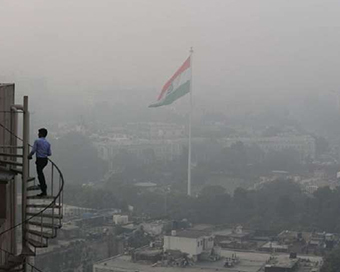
[1,0,340,107]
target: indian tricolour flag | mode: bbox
[149,56,191,108]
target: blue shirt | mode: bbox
[30,137,52,158]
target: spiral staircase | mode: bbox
[0,96,65,272]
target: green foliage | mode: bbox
[64,183,120,209]
[65,178,340,234]
[51,132,106,184]
[321,247,340,272]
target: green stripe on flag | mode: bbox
[149,81,190,108]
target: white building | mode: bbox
[113,215,129,225]
[163,230,214,261]
[94,138,186,169]
[223,134,316,160]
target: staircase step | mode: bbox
[27,195,54,200]
[21,246,35,256]
[8,255,25,265]
[26,212,62,219]
[0,255,24,270]
[26,238,47,248]
[28,229,55,239]
[10,168,22,175]
[27,221,61,229]
[27,204,61,209]
[0,159,22,167]
[0,263,20,270]
[27,185,40,191]
[0,152,23,158]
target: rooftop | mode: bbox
[94,250,323,272]
[168,229,212,239]
[191,224,214,231]
[134,182,157,187]
[213,229,233,237]
[265,257,298,269]
[95,249,269,272]
[262,241,289,250]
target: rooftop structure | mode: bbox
[163,230,214,261]
[260,242,289,253]
[93,249,281,272]
[265,257,299,272]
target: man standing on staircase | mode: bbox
[28,128,52,197]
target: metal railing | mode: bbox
[0,120,65,238]
[0,108,65,271]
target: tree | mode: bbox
[52,132,106,184]
[275,195,296,219]
[321,247,340,272]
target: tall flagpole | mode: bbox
[188,47,193,196]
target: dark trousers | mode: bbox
[36,158,48,193]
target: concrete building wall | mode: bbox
[36,235,124,272]
[204,237,214,251]
[164,236,203,257]
[0,84,16,264]
[113,215,128,225]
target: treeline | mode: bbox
[321,246,340,272]
[65,179,340,234]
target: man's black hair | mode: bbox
[39,128,48,137]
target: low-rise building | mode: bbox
[93,247,323,272]
[265,256,299,272]
[113,215,129,225]
[260,241,289,253]
[163,230,214,261]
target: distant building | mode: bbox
[264,256,299,272]
[163,230,214,261]
[213,226,255,250]
[140,221,166,236]
[113,215,129,225]
[94,138,186,168]
[305,185,319,195]
[126,122,185,140]
[224,134,316,161]
[63,204,96,219]
[260,241,289,253]
[93,246,322,272]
